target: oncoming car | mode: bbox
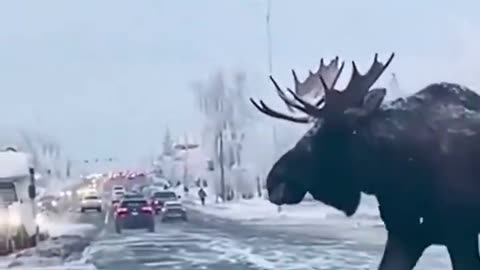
[114,198,155,233]
[37,195,60,213]
[80,195,102,212]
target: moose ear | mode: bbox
[343,88,386,119]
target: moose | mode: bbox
[250,53,480,270]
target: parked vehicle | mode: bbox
[0,148,41,254]
[114,198,155,233]
[150,191,179,214]
[80,195,102,212]
[160,201,187,222]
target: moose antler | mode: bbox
[250,57,344,124]
[319,53,395,113]
[292,57,343,98]
[251,53,394,124]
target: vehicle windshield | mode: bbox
[84,196,99,200]
[153,192,176,199]
[0,182,17,206]
[124,194,143,198]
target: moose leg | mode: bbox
[446,232,480,270]
[378,231,429,270]
[377,204,430,270]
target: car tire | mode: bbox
[182,215,188,221]
[147,225,155,232]
[97,207,102,213]
[81,208,85,213]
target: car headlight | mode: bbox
[51,200,58,207]
[66,190,72,196]
[37,202,43,207]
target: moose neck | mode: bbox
[347,110,434,209]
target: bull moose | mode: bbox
[250,53,480,270]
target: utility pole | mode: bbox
[183,134,188,187]
[218,130,226,202]
[266,0,273,75]
[273,126,282,212]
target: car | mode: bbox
[112,190,125,200]
[111,199,120,211]
[37,195,60,213]
[80,195,102,212]
[114,198,155,233]
[112,185,126,193]
[160,201,187,222]
[150,191,179,214]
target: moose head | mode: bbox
[250,53,394,216]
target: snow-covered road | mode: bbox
[83,208,450,270]
[3,206,453,270]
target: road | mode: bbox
[73,206,451,270]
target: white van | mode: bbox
[0,148,40,253]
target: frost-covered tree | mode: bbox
[193,70,256,200]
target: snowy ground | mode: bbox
[0,206,100,269]
[184,188,382,227]
[0,185,453,270]
[183,190,452,269]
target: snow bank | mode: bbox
[187,192,383,228]
[37,212,95,238]
[4,213,97,269]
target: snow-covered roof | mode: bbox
[0,151,32,179]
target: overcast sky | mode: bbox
[0,0,479,165]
